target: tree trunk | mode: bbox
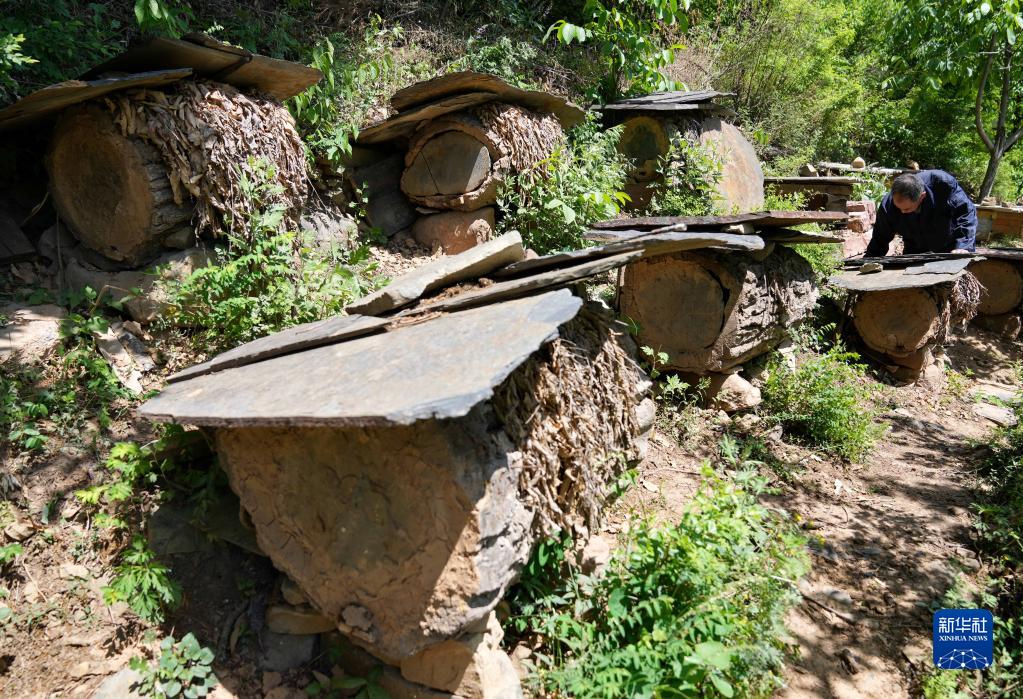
[620,246,818,373]
[979,150,1003,201]
[969,259,1023,315]
[401,102,563,211]
[47,104,194,266]
[853,288,940,356]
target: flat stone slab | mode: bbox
[346,231,524,316]
[829,265,967,292]
[758,228,845,244]
[492,231,763,278]
[589,210,849,235]
[410,250,642,315]
[139,290,582,428]
[168,314,389,383]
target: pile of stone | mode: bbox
[842,199,878,257]
[588,210,847,411]
[595,90,764,213]
[343,72,585,254]
[138,227,761,696]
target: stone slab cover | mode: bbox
[698,117,765,213]
[138,289,582,427]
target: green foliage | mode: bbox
[163,159,381,351]
[452,36,541,88]
[497,117,629,254]
[0,33,36,100]
[1,291,130,454]
[510,460,808,698]
[645,139,723,217]
[548,0,692,102]
[288,21,406,166]
[130,632,218,698]
[134,0,191,37]
[790,243,843,283]
[105,535,182,623]
[0,543,23,568]
[305,665,389,699]
[761,341,887,461]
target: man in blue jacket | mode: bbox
[865,170,977,257]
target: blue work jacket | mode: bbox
[865,170,977,256]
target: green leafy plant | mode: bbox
[134,0,191,36]
[162,159,381,351]
[305,665,389,699]
[130,632,218,698]
[547,0,692,102]
[761,341,887,461]
[288,21,403,167]
[0,33,36,99]
[497,117,629,254]
[645,138,723,217]
[509,458,808,698]
[104,535,182,623]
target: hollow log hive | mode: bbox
[140,228,780,695]
[832,257,981,381]
[353,71,584,251]
[596,91,765,213]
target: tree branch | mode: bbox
[976,36,997,154]
[996,44,1014,145]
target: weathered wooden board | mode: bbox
[168,314,390,384]
[596,90,731,109]
[346,232,524,316]
[589,210,849,235]
[830,266,966,292]
[0,211,36,263]
[0,69,192,131]
[139,290,583,428]
[759,228,845,244]
[492,231,764,278]
[84,33,321,101]
[844,253,981,268]
[764,176,859,186]
[410,251,642,315]
[357,92,497,145]
[389,71,585,128]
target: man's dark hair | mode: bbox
[891,173,924,200]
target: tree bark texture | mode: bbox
[620,246,818,373]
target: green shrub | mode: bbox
[790,243,843,282]
[497,116,629,254]
[761,343,887,461]
[130,632,218,698]
[645,139,723,217]
[162,160,381,352]
[104,535,182,624]
[510,461,808,698]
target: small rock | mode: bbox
[838,648,861,674]
[578,534,611,575]
[960,557,982,572]
[91,667,145,699]
[259,630,317,672]
[265,688,304,699]
[58,564,90,581]
[973,402,1017,427]
[0,304,67,365]
[4,520,35,542]
[858,546,883,558]
[69,661,101,679]
[708,373,762,413]
[262,671,282,693]
[412,208,496,255]
[823,588,853,608]
[266,604,336,635]
[851,156,866,169]
[280,577,308,607]
[163,227,196,250]
[22,581,41,604]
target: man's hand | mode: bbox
[951,248,971,254]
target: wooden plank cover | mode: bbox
[588,210,849,235]
[389,71,585,128]
[493,231,763,278]
[83,33,321,101]
[0,69,192,131]
[357,92,497,145]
